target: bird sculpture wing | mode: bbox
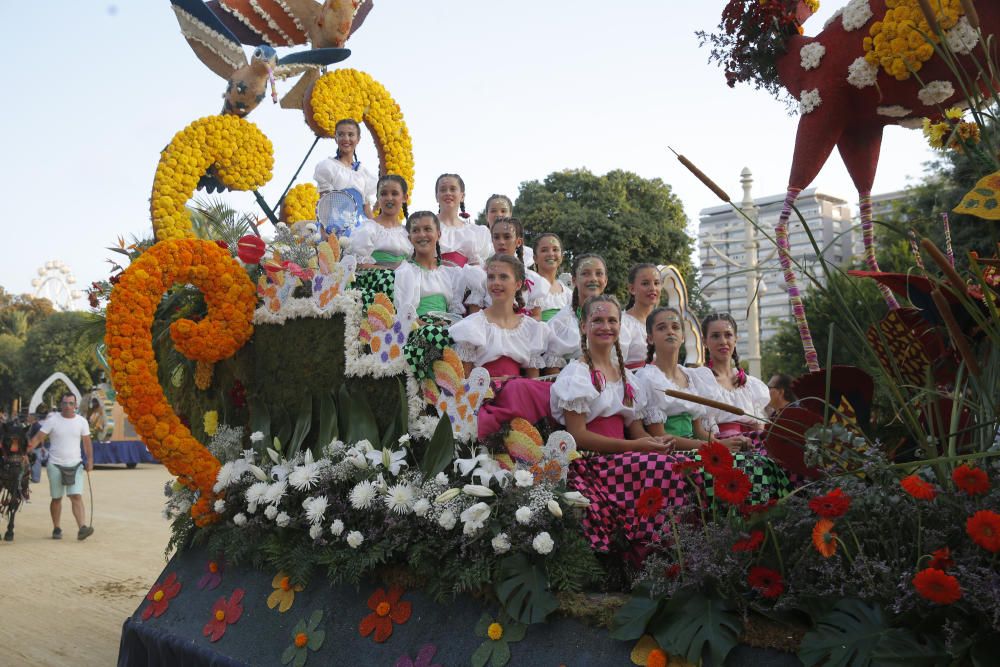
[171,0,247,79]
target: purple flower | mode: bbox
[463,384,470,393]
[395,644,441,667]
[381,351,390,362]
[197,560,224,591]
[393,321,402,333]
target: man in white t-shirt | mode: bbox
[27,392,94,540]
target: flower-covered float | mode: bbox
[110,2,999,665]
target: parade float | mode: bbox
[107,1,999,665]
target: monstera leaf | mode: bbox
[649,589,741,666]
[495,553,559,624]
[609,582,664,641]
[870,628,949,666]
[799,599,896,667]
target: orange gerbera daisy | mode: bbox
[966,510,1000,553]
[913,568,962,604]
[811,519,837,558]
[900,474,936,500]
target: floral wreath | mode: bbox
[105,238,256,524]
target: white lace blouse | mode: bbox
[347,221,412,264]
[549,360,646,425]
[544,305,636,368]
[633,364,710,425]
[313,157,377,206]
[534,280,571,314]
[393,261,467,317]
[463,267,551,310]
[448,312,548,369]
[621,312,649,366]
[688,366,770,430]
[439,220,493,266]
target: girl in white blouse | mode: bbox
[465,218,549,319]
[313,118,378,219]
[393,211,467,320]
[435,173,492,267]
[622,263,663,369]
[532,233,570,323]
[483,194,534,268]
[349,175,413,268]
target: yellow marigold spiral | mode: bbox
[305,69,415,209]
[151,115,274,241]
[281,182,320,223]
[863,0,963,80]
[105,239,256,524]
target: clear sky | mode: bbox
[1,1,934,306]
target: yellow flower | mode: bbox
[863,0,964,80]
[487,622,504,641]
[203,410,218,437]
[267,572,304,613]
[281,183,320,223]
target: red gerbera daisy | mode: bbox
[952,465,989,496]
[739,498,777,518]
[732,529,765,553]
[808,488,851,519]
[674,459,701,476]
[913,568,962,604]
[713,467,752,506]
[664,564,681,580]
[966,510,1000,553]
[636,487,665,519]
[928,547,954,571]
[747,566,784,599]
[900,475,936,501]
[698,441,734,474]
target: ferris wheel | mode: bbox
[31,260,83,311]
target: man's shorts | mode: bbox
[47,463,84,498]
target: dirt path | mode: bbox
[0,464,173,667]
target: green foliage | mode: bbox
[609,582,663,641]
[19,311,101,404]
[496,553,560,624]
[0,334,24,409]
[420,415,454,478]
[798,599,907,667]
[338,383,378,446]
[514,169,694,302]
[651,589,741,666]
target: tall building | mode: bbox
[697,187,855,354]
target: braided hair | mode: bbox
[484,194,514,224]
[570,254,607,311]
[435,173,470,219]
[406,210,443,265]
[644,306,683,364]
[490,217,525,264]
[700,312,746,386]
[376,174,409,220]
[580,294,634,407]
[334,118,362,164]
[624,262,658,310]
[485,253,526,314]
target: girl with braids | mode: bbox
[435,173,492,267]
[466,218,549,318]
[483,194,534,268]
[621,263,662,368]
[350,175,413,305]
[313,118,378,219]
[532,233,570,323]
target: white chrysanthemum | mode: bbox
[460,502,491,535]
[214,499,226,513]
[288,462,320,491]
[799,42,826,70]
[876,105,911,118]
[349,481,378,510]
[330,519,345,536]
[918,81,955,107]
[245,481,268,507]
[434,472,449,485]
[847,57,878,89]
[264,505,278,520]
[945,17,978,55]
[438,509,457,530]
[799,89,822,115]
[263,480,287,506]
[397,433,411,445]
[532,531,555,555]
[275,511,290,527]
[309,524,324,540]
[514,470,534,488]
[384,484,415,514]
[305,495,329,524]
[233,513,247,527]
[841,0,873,31]
[412,498,431,517]
[214,461,237,492]
[346,530,364,548]
[250,431,264,443]
[515,506,533,525]
[492,533,511,554]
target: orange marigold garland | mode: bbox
[105,239,255,524]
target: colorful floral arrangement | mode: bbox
[105,238,256,524]
[281,183,320,223]
[923,106,983,152]
[150,115,274,241]
[863,0,965,80]
[305,68,415,197]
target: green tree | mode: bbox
[18,311,101,404]
[513,169,694,302]
[0,333,24,411]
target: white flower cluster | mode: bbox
[841,0,873,32]
[799,88,823,115]
[945,17,979,56]
[799,42,826,71]
[876,105,912,118]
[847,57,878,89]
[918,81,955,107]
[208,424,245,462]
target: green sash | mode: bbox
[664,413,694,438]
[417,294,448,317]
[372,250,407,265]
[541,308,561,322]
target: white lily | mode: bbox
[472,457,511,487]
[435,488,461,505]
[562,491,590,507]
[267,447,281,464]
[547,499,563,518]
[454,451,490,477]
[366,447,408,476]
[462,484,495,498]
[248,464,268,482]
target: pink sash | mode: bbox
[441,251,468,267]
[717,421,753,438]
[625,361,646,370]
[483,356,521,379]
[588,415,625,439]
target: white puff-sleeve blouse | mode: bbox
[621,313,649,366]
[633,365,709,425]
[347,221,413,264]
[549,360,645,426]
[313,157,377,206]
[544,305,636,368]
[448,311,549,369]
[393,262,467,317]
[440,221,493,266]
[687,366,770,430]
[463,266,552,310]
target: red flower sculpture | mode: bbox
[966,510,1000,553]
[913,568,962,605]
[359,586,412,643]
[952,465,989,496]
[698,441,734,474]
[636,487,665,519]
[732,529,765,553]
[747,566,784,599]
[142,573,181,620]
[237,235,266,264]
[203,589,244,642]
[713,467,751,505]
[808,488,851,519]
[900,475,936,501]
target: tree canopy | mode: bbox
[18,311,101,407]
[513,169,694,303]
